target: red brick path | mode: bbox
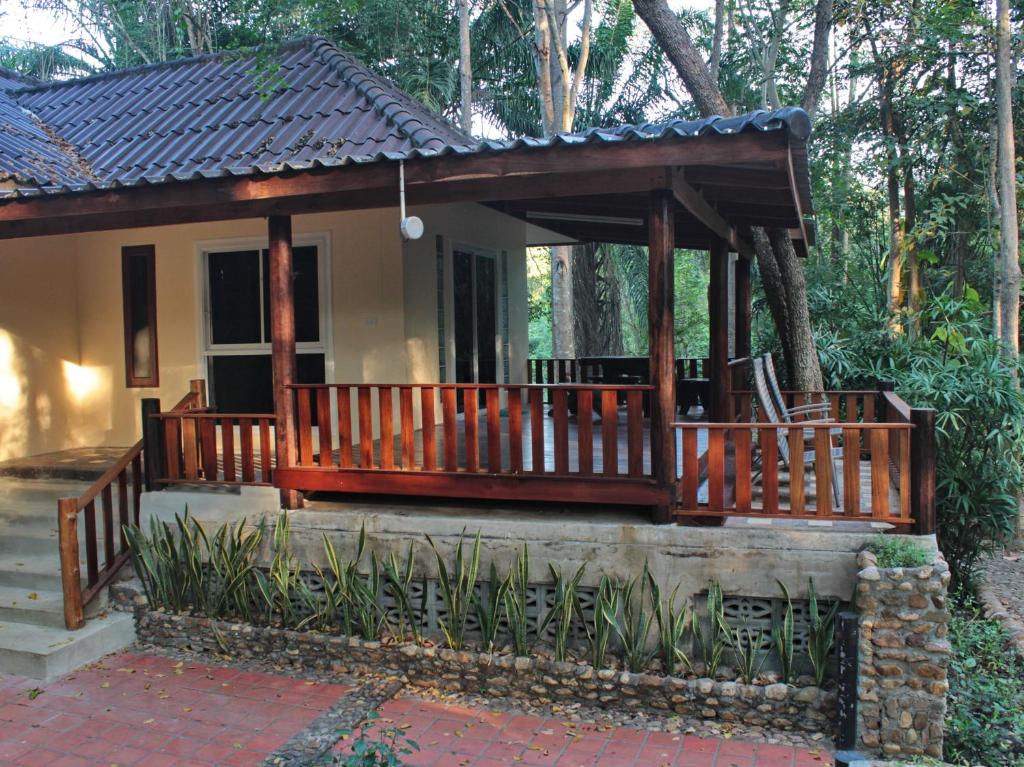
[356,697,834,767]
[0,652,350,766]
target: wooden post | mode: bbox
[189,379,207,408]
[58,497,85,630]
[141,397,162,492]
[708,240,730,422]
[733,256,752,396]
[835,611,860,752]
[648,189,676,523]
[910,407,937,535]
[268,215,302,510]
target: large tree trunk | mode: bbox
[458,0,473,134]
[710,0,726,81]
[572,244,624,356]
[996,0,1020,359]
[634,0,827,389]
[551,246,576,357]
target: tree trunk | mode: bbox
[710,0,726,81]
[551,246,575,357]
[458,0,473,134]
[996,0,1020,359]
[634,0,827,389]
[572,243,624,356]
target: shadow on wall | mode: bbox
[0,329,112,461]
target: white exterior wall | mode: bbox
[0,202,529,459]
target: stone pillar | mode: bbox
[854,548,951,759]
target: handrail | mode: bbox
[153,411,276,420]
[881,390,912,421]
[57,440,145,630]
[286,382,656,392]
[672,420,913,430]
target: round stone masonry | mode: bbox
[854,548,951,759]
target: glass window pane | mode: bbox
[209,250,261,344]
[123,245,158,386]
[475,256,497,384]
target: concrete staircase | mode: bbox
[0,477,135,680]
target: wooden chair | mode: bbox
[762,353,832,423]
[752,356,842,507]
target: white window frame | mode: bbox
[194,233,335,386]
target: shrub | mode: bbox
[945,594,1024,765]
[868,535,932,569]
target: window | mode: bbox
[202,242,328,413]
[122,245,158,387]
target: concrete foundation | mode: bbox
[142,489,939,603]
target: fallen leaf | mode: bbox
[143,719,154,725]
[27,592,38,600]
[27,688,42,700]
[100,682,110,688]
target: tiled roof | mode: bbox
[0,38,812,212]
[0,37,472,190]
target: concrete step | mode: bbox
[0,554,69,591]
[0,585,67,628]
[0,611,135,680]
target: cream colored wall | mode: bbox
[0,235,82,460]
[402,203,529,387]
[0,201,527,457]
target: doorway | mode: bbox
[452,249,497,407]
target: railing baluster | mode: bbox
[259,418,273,482]
[788,427,805,515]
[379,386,395,470]
[358,386,374,469]
[400,387,415,470]
[131,454,142,526]
[421,386,437,471]
[899,428,911,520]
[577,389,593,476]
[182,416,198,480]
[508,388,523,473]
[734,428,752,513]
[200,417,218,480]
[297,388,313,466]
[160,416,178,479]
[222,419,236,482]
[626,390,643,478]
[870,429,890,517]
[239,418,255,483]
[601,390,617,475]
[83,501,98,585]
[317,388,334,467]
[337,387,353,468]
[464,388,479,472]
[760,428,779,512]
[863,394,876,424]
[529,388,544,473]
[552,389,569,475]
[845,394,858,423]
[843,427,860,515]
[486,388,502,473]
[680,429,698,508]
[117,470,129,553]
[814,428,833,515]
[101,486,114,567]
[442,387,458,471]
[707,428,725,510]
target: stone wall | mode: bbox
[853,550,951,759]
[136,610,836,733]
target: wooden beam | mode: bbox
[734,256,752,360]
[0,132,785,238]
[683,166,790,189]
[648,189,676,523]
[267,215,301,510]
[671,171,754,258]
[708,240,731,421]
[785,144,812,249]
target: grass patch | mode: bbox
[945,593,1024,765]
[868,534,932,568]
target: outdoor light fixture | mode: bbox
[525,211,644,227]
[398,160,424,241]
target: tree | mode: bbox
[634,0,830,389]
[995,0,1020,360]
[458,0,473,133]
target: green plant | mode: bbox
[606,571,655,672]
[426,530,481,651]
[333,711,420,766]
[773,580,795,684]
[806,578,840,686]
[588,574,619,669]
[473,562,509,653]
[946,593,1024,766]
[253,512,316,628]
[205,517,264,622]
[692,582,728,677]
[503,543,532,657]
[868,535,932,569]
[647,570,691,677]
[540,562,586,662]
[728,624,767,684]
[381,540,421,643]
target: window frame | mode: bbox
[121,244,159,388]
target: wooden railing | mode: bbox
[674,419,912,522]
[152,412,276,485]
[57,443,145,630]
[275,382,664,506]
